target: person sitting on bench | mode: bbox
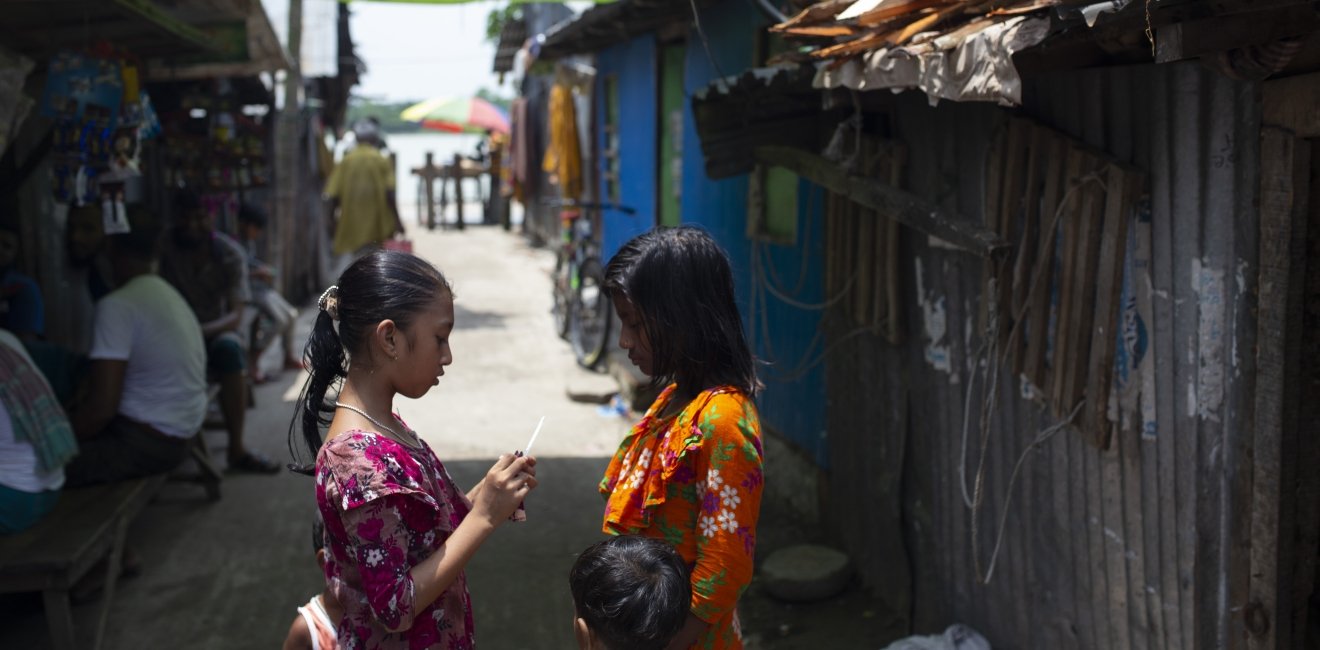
[0,327,78,533]
[235,203,302,384]
[63,209,209,487]
[159,190,279,474]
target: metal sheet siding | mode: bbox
[827,62,1260,649]
[679,2,830,464]
[596,35,658,260]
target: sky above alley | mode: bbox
[351,1,504,102]
[263,0,591,104]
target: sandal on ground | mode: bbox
[249,372,275,386]
[227,450,283,474]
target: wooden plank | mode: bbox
[111,0,226,53]
[755,146,1010,257]
[1289,139,1320,649]
[996,119,1030,351]
[980,120,1007,342]
[1010,124,1048,374]
[855,206,877,325]
[1050,148,1087,415]
[1247,127,1309,650]
[882,143,905,342]
[1061,154,1106,422]
[1084,164,1138,448]
[0,479,158,577]
[1154,5,1320,64]
[1023,135,1067,391]
[1091,172,1138,649]
[1263,71,1320,138]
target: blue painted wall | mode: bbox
[678,3,829,466]
[595,36,658,260]
[589,7,829,467]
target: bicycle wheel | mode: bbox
[551,249,573,340]
[570,256,611,370]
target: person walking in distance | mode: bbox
[325,118,404,262]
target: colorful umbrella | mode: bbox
[400,96,511,135]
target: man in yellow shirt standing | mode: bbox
[325,118,404,257]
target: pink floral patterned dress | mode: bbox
[316,429,475,650]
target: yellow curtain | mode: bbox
[542,82,582,201]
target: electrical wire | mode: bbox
[688,0,729,87]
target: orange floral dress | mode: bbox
[600,385,764,650]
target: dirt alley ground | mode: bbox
[1,225,902,649]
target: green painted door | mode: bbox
[658,42,686,227]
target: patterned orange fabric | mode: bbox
[600,385,764,650]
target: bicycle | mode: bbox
[549,200,636,370]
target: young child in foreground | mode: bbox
[282,518,344,650]
[569,535,692,650]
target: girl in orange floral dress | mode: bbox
[601,226,763,650]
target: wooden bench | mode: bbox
[177,384,225,500]
[0,474,166,650]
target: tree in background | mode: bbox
[485,4,522,44]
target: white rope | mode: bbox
[974,400,1085,584]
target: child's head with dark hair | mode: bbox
[170,189,210,248]
[172,188,203,218]
[288,250,454,471]
[66,202,106,266]
[106,206,163,285]
[605,226,760,396]
[107,205,162,259]
[237,203,268,243]
[569,535,691,650]
[238,203,268,229]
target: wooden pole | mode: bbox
[490,142,508,230]
[273,0,303,296]
[453,153,465,231]
[424,152,436,230]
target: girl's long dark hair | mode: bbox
[605,226,760,397]
[287,250,452,473]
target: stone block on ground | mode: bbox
[761,544,853,603]
[565,371,618,405]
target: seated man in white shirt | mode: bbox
[64,208,208,486]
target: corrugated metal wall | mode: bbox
[826,62,1261,649]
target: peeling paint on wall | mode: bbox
[1193,258,1225,422]
[916,257,952,373]
[1232,259,1249,378]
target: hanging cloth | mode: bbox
[541,82,583,201]
[0,333,77,473]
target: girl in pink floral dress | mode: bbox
[291,250,538,649]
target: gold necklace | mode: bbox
[334,401,422,449]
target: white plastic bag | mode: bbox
[881,624,990,650]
